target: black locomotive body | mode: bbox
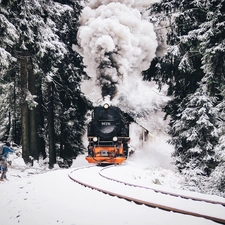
[86,103,130,164]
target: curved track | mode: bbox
[68,165,225,224]
[99,166,225,206]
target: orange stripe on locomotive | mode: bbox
[86,143,127,164]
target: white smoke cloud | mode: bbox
[77,0,169,133]
[77,2,157,92]
[86,0,161,10]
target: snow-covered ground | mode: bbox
[0,137,224,225]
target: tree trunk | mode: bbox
[28,58,38,160]
[60,119,65,158]
[12,77,21,145]
[20,56,30,163]
[48,81,56,168]
[36,77,46,159]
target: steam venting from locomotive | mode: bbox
[77,0,158,99]
[77,0,168,132]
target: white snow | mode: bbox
[70,166,225,222]
[0,138,224,225]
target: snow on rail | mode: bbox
[69,166,225,224]
[100,165,225,206]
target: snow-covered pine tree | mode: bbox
[0,0,89,167]
[0,5,19,142]
[39,0,89,167]
[145,0,206,118]
[145,0,225,183]
[198,0,225,195]
[170,81,219,178]
[209,133,225,196]
[198,0,225,98]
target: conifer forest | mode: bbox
[0,0,225,193]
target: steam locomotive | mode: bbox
[86,103,130,164]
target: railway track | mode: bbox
[68,165,225,224]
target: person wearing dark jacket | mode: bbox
[0,142,14,181]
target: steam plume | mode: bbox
[77,1,157,99]
[77,0,169,133]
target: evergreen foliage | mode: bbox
[146,0,206,110]
[0,0,89,167]
[146,0,225,193]
[170,82,219,176]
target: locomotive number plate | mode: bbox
[101,122,111,126]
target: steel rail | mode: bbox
[68,166,225,224]
[99,165,225,206]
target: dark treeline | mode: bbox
[143,0,225,194]
[0,0,90,168]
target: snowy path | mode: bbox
[101,165,225,205]
[69,166,225,223]
[0,167,221,225]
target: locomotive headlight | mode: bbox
[93,137,98,142]
[103,103,109,109]
[113,136,118,142]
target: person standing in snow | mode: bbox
[0,142,14,181]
